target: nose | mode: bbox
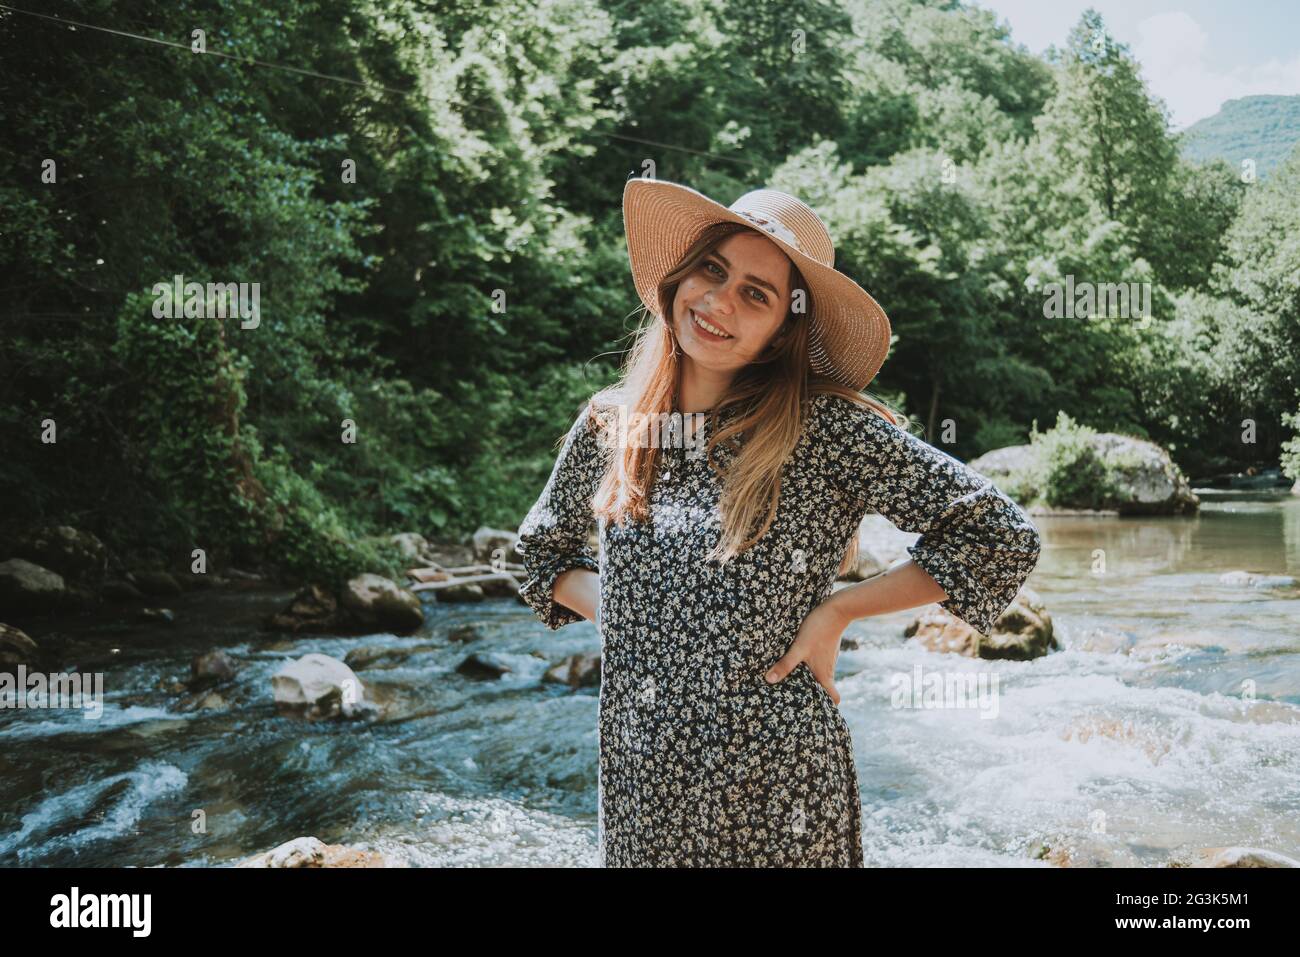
[704,281,741,316]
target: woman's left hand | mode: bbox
[764,597,850,704]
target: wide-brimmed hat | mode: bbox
[622,177,892,392]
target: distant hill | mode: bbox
[1179,95,1300,178]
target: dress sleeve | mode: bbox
[813,393,1042,634]
[515,401,604,630]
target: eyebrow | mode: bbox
[709,251,783,300]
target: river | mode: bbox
[2,489,1298,867]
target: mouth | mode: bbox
[689,308,734,342]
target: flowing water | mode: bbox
[2,490,1298,867]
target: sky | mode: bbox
[970,0,1300,130]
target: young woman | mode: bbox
[515,178,1042,867]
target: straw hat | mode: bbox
[622,177,892,392]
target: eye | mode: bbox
[703,260,724,278]
[748,287,768,304]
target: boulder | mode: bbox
[423,542,475,568]
[12,526,108,583]
[439,582,486,603]
[0,623,40,674]
[0,558,68,612]
[343,643,438,670]
[389,532,433,562]
[478,573,522,598]
[264,585,343,633]
[1218,570,1297,588]
[543,652,602,688]
[171,690,227,713]
[840,513,917,581]
[271,653,369,719]
[190,650,239,690]
[472,526,522,565]
[236,836,387,868]
[135,607,175,624]
[970,434,1198,515]
[456,651,513,679]
[341,574,424,632]
[448,625,481,642]
[1196,847,1300,868]
[904,588,1057,660]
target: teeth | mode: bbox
[692,309,732,338]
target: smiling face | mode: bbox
[669,230,793,377]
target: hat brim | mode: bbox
[622,177,892,392]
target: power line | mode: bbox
[0,2,759,169]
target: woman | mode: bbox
[515,178,1042,867]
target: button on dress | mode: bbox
[516,391,1042,867]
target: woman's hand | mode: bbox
[764,598,851,705]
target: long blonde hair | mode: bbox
[587,220,905,576]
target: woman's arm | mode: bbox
[515,402,605,630]
[821,558,949,628]
[813,393,1042,634]
[553,566,599,623]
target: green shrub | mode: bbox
[1025,412,1123,509]
[1282,409,1300,482]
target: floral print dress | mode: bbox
[516,391,1042,867]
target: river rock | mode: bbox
[543,652,602,688]
[478,573,522,598]
[172,689,227,713]
[456,651,513,679]
[12,525,108,583]
[390,532,435,563]
[423,542,475,568]
[1196,847,1300,868]
[0,558,69,612]
[131,570,183,596]
[1218,570,1297,588]
[1073,627,1139,655]
[904,588,1056,659]
[264,585,343,633]
[272,653,368,719]
[0,623,40,673]
[236,835,387,868]
[448,625,481,642]
[190,650,239,689]
[840,513,917,581]
[970,434,1198,515]
[472,526,522,564]
[439,582,486,602]
[343,643,439,670]
[341,574,424,632]
[135,607,175,624]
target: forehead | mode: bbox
[711,231,791,295]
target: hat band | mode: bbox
[734,208,801,252]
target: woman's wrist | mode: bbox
[821,587,860,629]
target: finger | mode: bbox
[764,649,803,684]
[809,668,840,705]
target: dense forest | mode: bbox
[2,0,1298,586]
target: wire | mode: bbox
[0,2,760,169]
